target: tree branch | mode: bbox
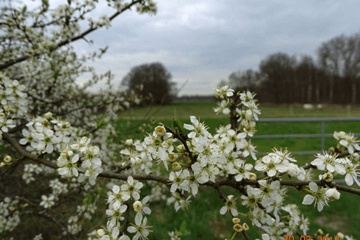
[0,0,144,70]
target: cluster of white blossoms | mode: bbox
[39,179,69,209]
[2,59,360,240]
[56,136,103,186]
[115,86,360,239]
[334,131,360,154]
[50,179,69,199]
[311,151,360,186]
[17,110,103,186]
[301,150,360,212]
[255,149,307,180]
[66,203,97,236]
[89,176,152,240]
[236,90,261,136]
[20,112,74,154]
[39,178,69,207]
[22,164,43,184]
[0,197,20,232]
[0,73,28,138]
[67,215,82,235]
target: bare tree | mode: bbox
[259,52,297,103]
[227,69,266,92]
[318,33,360,104]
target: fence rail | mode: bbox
[252,117,360,156]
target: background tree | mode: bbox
[294,55,317,103]
[121,62,177,105]
[259,52,297,103]
[227,69,266,92]
[317,33,360,104]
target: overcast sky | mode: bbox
[70,0,360,96]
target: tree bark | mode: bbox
[329,75,334,103]
[352,81,356,104]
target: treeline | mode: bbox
[222,32,360,104]
[175,95,215,102]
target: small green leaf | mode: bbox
[22,5,27,14]
[172,118,184,132]
[179,220,187,234]
[53,71,59,80]
[84,194,92,205]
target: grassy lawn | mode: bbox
[118,101,360,120]
[114,101,360,239]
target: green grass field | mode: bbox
[118,101,360,120]
[115,101,360,239]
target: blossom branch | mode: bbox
[0,0,145,70]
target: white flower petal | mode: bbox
[127,226,137,233]
[302,195,315,205]
[219,206,227,215]
[308,182,318,192]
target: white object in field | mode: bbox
[303,104,314,110]
[317,104,323,109]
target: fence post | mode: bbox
[347,105,351,117]
[321,121,326,150]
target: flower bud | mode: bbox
[0,162,6,167]
[233,223,243,232]
[248,173,257,181]
[96,229,105,238]
[155,126,166,136]
[352,153,360,161]
[44,112,53,119]
[337,232,344,239]
[316,229,324,236]
[232,218,240,224]
[133,200,143,212]
[172,162,182,171]
[322,172,333,182]
[125,139,133,146]
[176,144,185,153]
[168,153,178,163]
[4,155,12,163]
[4,105,11,112]
[328,147,335,153]
[242,223,249,231]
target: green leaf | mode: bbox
[179,220,187,234]
[49,45,58,52]
[84,194,92,205]
[172,118,184,133]
[53,71,59,80]
[42,0,49,7]
[22,5,27,14]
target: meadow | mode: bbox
[114,101,360,239]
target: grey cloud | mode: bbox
[72,0,360,95]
